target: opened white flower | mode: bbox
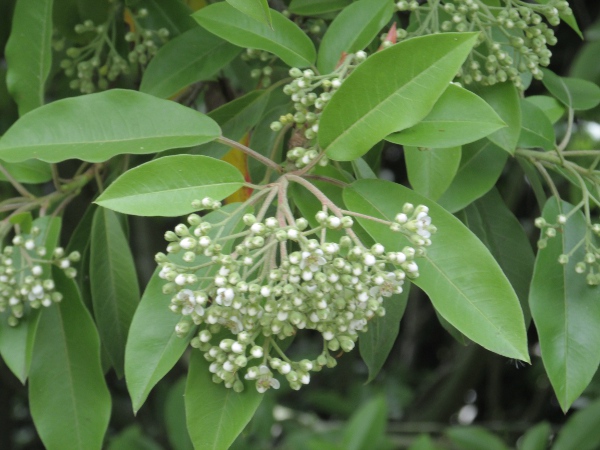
[300,249,326,272]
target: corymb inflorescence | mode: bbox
[157,184,436,393]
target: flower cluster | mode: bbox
[535,214,600,286]
[395,0,573,88]
[157,198,435,393]
[0,228,80,326]
[57,7,168,94]
[270,53,367,169]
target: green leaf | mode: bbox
[0,160,52,183]
[344,179,529,362]
[446,426,508,450]
[360,286,409,383]
[248,102,290,182]
[0,90,221,163]
[96,155,245,217]
[352,157,378,180]
[405,146,461,201]
[319,33,478,161]
[107,426,163,450]
[386,84,506,148]
[5,0,53,116]
[519,422,551,450]
[185,351,263,450]
[188,90,270,160]
[226,0,272,27]
[437,139,508,213]
[137,0,196,37]
[140,27,240,99]
[0,216,61,383]
[288,0,351,15]
[470,82,521,154]
[125,269,193,413]
[541,69,600,111]
[570,41,600,84]
[518,99,556,150]
[29,269,111,450]
[552,399,600,450]
[125,204,249,413]
[0,311,40,383]
[463,189,534,326]
[525,95,565,125]
[529,198,600,412]
[165,378,194,450]
[193,3,316,68]
[316,0,394,74]
[90,208,140,378]
[341,396,387,450]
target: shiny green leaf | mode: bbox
[470,82,521,154]
[387,84,506,148]
[319,33,478,161]
[360,286,409,383]
[29,269,111,450]
[186,351,263,450]
[518,99,556,150]
[140,27,240,99]
[0,90,221,163]
[525,95,565,124]
[344,179,529,361]
[317,0,394,74]
[5,0,53,115]
[96,155,245,217]
[193,3,316,67]
[189,90,270,160]
[137,0,196,37]
[0,160,52,183]
[226,0,271,27]
[125,269,192,413]
[541,69,600,111]
[463,189,534,326]
[405,146,461,201]
[289,0,351,15]
[90,208,140,378]
[529,198,600,412]
[437,139,508,213]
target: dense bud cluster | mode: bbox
[394,0,573,88]
[535,215,600,286]
[0,228,80,326]
[158,198,435,392]
[57,7,168,94]
[270,53,367,169]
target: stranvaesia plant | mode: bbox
[1,0,600,448]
